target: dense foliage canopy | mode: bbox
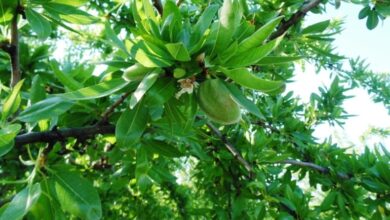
[0,0,390,219]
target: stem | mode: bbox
[98,91,132,125]
[280,159,350,179]
[205,121,255,178]
[270,0,322,40]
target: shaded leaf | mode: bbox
[26,8,52,39]
[0,183,41,220]
[18,97,74,123]
[116,104,148,149]
[2,79,24,121]
[50,167,102,220]
[0,124,21,157]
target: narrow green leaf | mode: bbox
[0,124,21,157]
[212,0,242,54]
[237,16,283,53]
[116,104,148,148]
[52,0,88,7]
[49,167,102,220]
[224,83,263,118]
[28,179,66,220]
[130,72,159,109]
[30,75,47,104]
[321,191,337,211]
[220,67,285,94]
[358,6,370,19]
[51,61,83,91]
[144,77,175,107]
[104,22,129,55]
[366,10,379,30]
[0,183,41,220]
[2,79,24,122]
[26,8,52,39]
[18,97,74,123]
[165,42,191,61]
[135,47,173,67]
[301,20,330,35]
[59,78,129,100]
[226,37,282,68]
[43,3,98,24]
[193,4,219,38]
[257,56,302,65]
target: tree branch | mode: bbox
[15,125,115,146]
[98,91,132,125]
[280,159,350,179]
[269,0,322,40]
[10,2,21,87]
[205,121,254,178]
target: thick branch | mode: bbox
[269,0,322,40]
[205,121,254,178]
[15,125,115,146]
[280,159,350,179]
[10,3,21,87]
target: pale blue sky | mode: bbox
[289,3,390,151]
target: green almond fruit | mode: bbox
[123,63,153,81]
[173,68,186,78]
[198,79,241,125]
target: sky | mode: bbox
[288,4,390,152]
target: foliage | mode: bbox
[0,0,389,219]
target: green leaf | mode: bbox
[237,16,283,53]
[28,180,66,220]
[143,140,183,157]
[0,124,21,157]
[225,37,282,68]
[366,10,379,30]
[43,3,98,24]
[52,0,88,7]
[257,56,303,65]
[165,42,191,62]
[0,183,41,220]
[192,4,219,39]
[301,20,330,35]
[30,75,47,104]
[144,77,175,107]
[135,47,173,68]
[26,8,52,39]
[116,103,148,148]
[130,72,159,109]
[49,167,102,220]
[220,67,285,94]
[358,6,370,19]
[212,0,242,54]
[321,191,337,211]
[51,61,83,91]
[2,79,24,122]
[104,22,129,56]
[224,83,263,118]
[18,97,74,123]
[59,78,129,100]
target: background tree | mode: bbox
[0,0,389,219]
